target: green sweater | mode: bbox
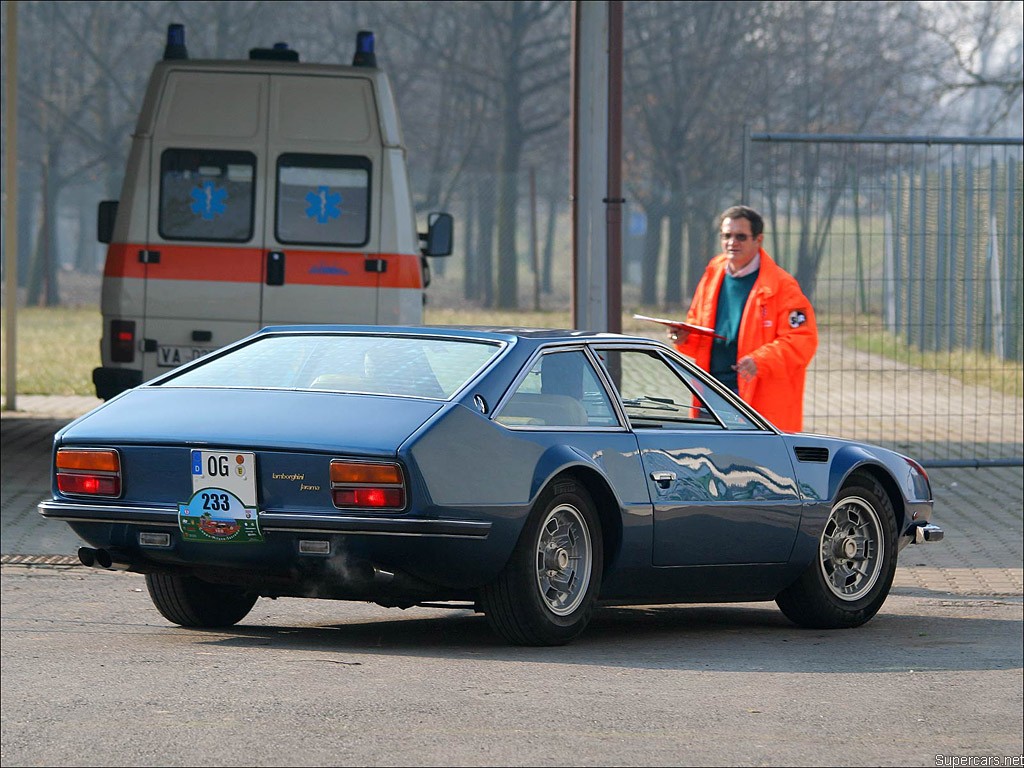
[710,269,759,391]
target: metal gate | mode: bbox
[742,133,1023,467]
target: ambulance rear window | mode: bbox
[159,149,256,242]
[276,154,371,247]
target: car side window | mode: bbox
[667,357,759,430]
[496,350,617,428]
[596,348,757,430]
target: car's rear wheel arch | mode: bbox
[558,466,623,577]
[481,470,606,644]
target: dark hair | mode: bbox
[717,205,764,238]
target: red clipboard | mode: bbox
[632,314,725,340]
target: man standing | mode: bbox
[670,205,817,432]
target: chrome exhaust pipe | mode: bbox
[93,548,132,571]
[77,547,98,568]
[354,561,395,584]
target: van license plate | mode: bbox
[157,345,212,368]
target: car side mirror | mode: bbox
[420,212,453,257]
[97,200,119,244]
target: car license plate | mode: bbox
[157,345,212,368]
[178,450,262,543]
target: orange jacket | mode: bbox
[675,249,817,432]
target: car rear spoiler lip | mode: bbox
[38,500,491,539]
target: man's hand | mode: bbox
[667,327,690,344]
[734,355,758,380]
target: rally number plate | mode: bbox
[178,450,262,543]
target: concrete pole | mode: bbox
[4,0,18,411]
[571,0,623,332]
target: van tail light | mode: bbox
[56,449,122,498]
[330,460,405,510]
[110,320,136,363]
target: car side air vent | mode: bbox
[794,446,830,463]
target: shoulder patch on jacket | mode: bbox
[789,309,808,328]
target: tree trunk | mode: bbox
[75,195,95,273]
[663,195,685,308]
[641,203,665,306]
[17,168,39,291]
[542,189,558,294]
[475,175,495,307]
[495,140,521,309]
[462,186,477,300]
[686,214,714,306]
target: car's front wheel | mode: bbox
[145,572,258,628]
[482,477,603,646]
[776,474,898,629]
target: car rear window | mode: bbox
[159,334,501,399]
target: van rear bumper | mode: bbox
[93,367,142,400]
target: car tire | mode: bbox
[776,474,898,629]
[145,572,258,628]
[481,477,603,646]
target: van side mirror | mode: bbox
[420,212,453,257]
[97,200,119,244]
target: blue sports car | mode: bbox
[40,326,942,645]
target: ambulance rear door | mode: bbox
[259,73,382,326]
[144,70,268,381]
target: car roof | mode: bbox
[256,324,653,345]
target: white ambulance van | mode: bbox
[93,25,452,399]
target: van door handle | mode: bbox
[267,251,285,286]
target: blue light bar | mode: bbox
[352,30,376,67]
[163,23,188,61]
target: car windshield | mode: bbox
[159,333,502,399]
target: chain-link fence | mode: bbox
[744,133,1023,467]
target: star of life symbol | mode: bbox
[190,181,228,220]
[305,186,342,224]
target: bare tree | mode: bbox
[914,0,1023,133]
[755,1,945,299]
[624,1,759,308]
[16,1,157,305]
[474,1,569,309]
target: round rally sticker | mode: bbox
[178,488,262,543]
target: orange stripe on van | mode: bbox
[283,250,423,289]
[103,243,263,282]
[103,243,423,289]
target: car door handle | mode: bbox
[650,471,676,489]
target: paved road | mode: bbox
[2,565,1022,767]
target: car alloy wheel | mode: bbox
[534,502,593,617]
[775,474,898,629]
[481,476,603,645]
[818,495,885,601]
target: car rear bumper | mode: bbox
[38,500,492,539]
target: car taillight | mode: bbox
[330,460,405,510]
[56,449,122,498]
[110,320,136,363]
